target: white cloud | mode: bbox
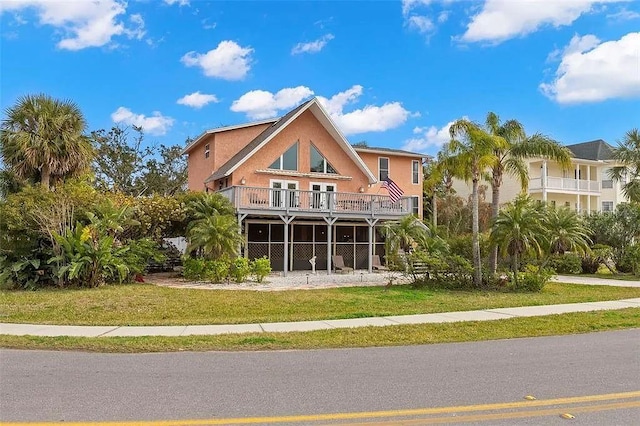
[291,33,334,55]
[164,0,190,6]
[402,119,465,152]
[460,0,621,44]
[231,85,412,135]
[437,11,449,23]
[317,85,411,135]
[540,32,640,104]
[607,8,640,20]
[407,15,435,35]
[402,0,433,17]
[231,86,314,119]
[177,91,219,109]
[181,40,253,80]
[111,107,175,136]
[0,0,143,50]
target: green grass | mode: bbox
[2,282,640,326]
[576,273,640,282]
[1,308,638,353]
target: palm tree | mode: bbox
[544,207,592,255]
[610,129,640,203]
[490,195,547,287]
[382,215,429,255]
[485,112,572,274]
[186,213,242,260]
[446,120,504,287]
[184,192,235,231]
[1,94,92,190]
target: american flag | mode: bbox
[381,177,404,203]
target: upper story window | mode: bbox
[269,142,298,171]
[412,160,420,184]
[602,201,614,212]
[310,144,337,174]
[379,157,389,181]
[205,143,210,159]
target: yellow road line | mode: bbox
[2,390,639,426]
[342,400,640,425]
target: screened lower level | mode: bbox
[244,220,386,272]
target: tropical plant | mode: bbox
[484,112,572,274]
[186,213,242,260]
[610,129,640,203]
[490,195,547,288]
[543,207,592,255]
[251,257,272,283]
[1,94,93,189]
[446,119,504,287]
[230,257,251,283]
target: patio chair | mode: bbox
[332,255,354,274]
[372,255,389,272]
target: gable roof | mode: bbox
[565,139,614,161]
[181,118,278,155]
[204,98,378,184]
[353,146,429,159]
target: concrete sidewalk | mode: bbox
[2,298,639,338]
[554,275,640,287]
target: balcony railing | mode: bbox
[529,177,600,193]
[217,186,411,217]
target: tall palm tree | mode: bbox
[446,120,504,287]
[485,112,572,274]
[490,195,547,287]
[1,94,92,190]
[610,128,640,203]
[544,207,592,255]
[186,213,242,260]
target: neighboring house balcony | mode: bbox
[218,186,412,219]
[529,176,601,195]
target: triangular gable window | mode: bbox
[310,144,337,174]
[269,142,298,171]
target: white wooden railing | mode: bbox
[529,177,600,192]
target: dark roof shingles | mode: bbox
[565,139,614,161]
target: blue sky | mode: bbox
[1,0,639,157]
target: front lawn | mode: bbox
[2,282,640,326]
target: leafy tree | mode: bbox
[543,207,591,255]
[610,128,640,203]
[1,94,93,190]
[446,119,504,287]
[91,126,187,196]
[484,112,572,274]
[490,195,547,287]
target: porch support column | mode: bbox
[279,215,294,277]
[237,213,248,257]
[323,217,338,274]
[576,194,581,213]
[542,161,548,202]
[587,166,592,213]
[365,218,379,273]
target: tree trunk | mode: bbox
[512,251,519,289]
[489,181,501,274]
[40,164,51,190]
[472,177,482,287]
[432,194,438,228]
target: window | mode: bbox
[412,160,420,184]
[310,144,337,174]
[204,143,210,159]
[269,142,298,171]
[411,196,420,216]
[379,157,389,181]
[602,201,614,212]
[602,179,613,189]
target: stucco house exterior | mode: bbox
[451,139,627,213]
[183,98,426,275]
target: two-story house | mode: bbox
[452,139,627,213]
[183,98,426,275]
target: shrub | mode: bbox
[206,259,230,283]
[251,257,272,283]
[512,265,554,292]
[230,257,251,283]
[619,244,640,276]
[547,253,582,274]
[119,238,165,279]
[407,250,474,290]
[582,244,615,274]
[183,258,206,281]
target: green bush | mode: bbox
[230,257,251,283]
[407,250,474,290]
[619,244,640,276]
[547,253,582,274]
[582,244,615,274]
[206,259,230,283]
[182,258,206,281]
[513,265,554,292]
[251,257,272,283]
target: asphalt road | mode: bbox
[1,329,639,424]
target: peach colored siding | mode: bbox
[230,110,371,192]
[187,134,214,191]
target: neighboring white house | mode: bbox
[452,140,628,213]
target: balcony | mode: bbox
[217,186,412,219]
[529,177,600,193]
